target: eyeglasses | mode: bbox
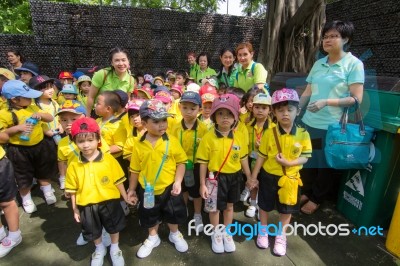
[322,34,341,40]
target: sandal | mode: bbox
[301,200,320,215]
[300,195,309,206]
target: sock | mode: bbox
[0,226,5,236]
[8,230,21,241]
[40,184,52,194]
[110,242,119,253]
[95,242,106,252]
[148,234,159,242]
[194,213,202,218]
[251,200,257,207]
[21,192,32,203]
[170,230,180,236]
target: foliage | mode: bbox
[0,0,32,34]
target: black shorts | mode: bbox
[257,168,300,214]
[0,157,17,202]
[7,141,58,189]
[181,163,200,198]
[138,184,187,228]
[217,171,242,211]
[78,199,126,242]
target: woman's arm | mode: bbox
[86,85,99,116]
[299,84,312,110]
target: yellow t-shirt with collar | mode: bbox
[96,116,126,158]
[0,105,46,146]
[196,126,249,174]
[0,97,7,111]
[0,146,5,159]
[122,128,146,160]
[129,133,187,195]
[169,119,209,163]
[258,124,312,176]
[247,119,275,156]
[37,100,60,132]
[65,151,126,206]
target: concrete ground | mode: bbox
[1,182,399,266]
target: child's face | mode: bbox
[95,95,109,116]
[199,55,208,70]
[138,76,144,85]
[202,102,213,118]
[179,102,200,122]
[61,78,73,85]
[129,113,142,128]
[171,91,181,100]
[142,83,151,88]
[40,83,55,99]
[58,112,84,134]
[63,93,76,100]
[136,91,149,100]
[142,118,168,137]
[245,96,254,111]
[75,133,100,158]
[215,108,235,130]
[19,71,33,84]
[175,75,185,86]
[154,80,163,86]
[252,104,270,120]
[273,104,299,128]
[79,81,91,95]
[12,96,31,108]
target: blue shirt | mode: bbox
[302,52,364,130]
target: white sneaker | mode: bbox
[22,200,37,214]
[245,205,257,218]
[211,232,224,253]
[90,248,107,266]
[59,177,66,190]
[120,201,130,216]
[194,215,204,233]
[0,236,22,258]
[0,229,6,242]
[168,231,188,253]
[240,187,250,202]
[43,191,57,205]
[223,231,236,252]
[110,249,125,266]
[137,236,161,258]
[76,233,88,246]
[102,229,111,247]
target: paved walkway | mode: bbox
[1,182,399,266]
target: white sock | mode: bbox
[8,230,21,241]
[95,242,106,252]
[110,242,119,253]
[148,234,159,242]
[170,230,180,236]
[40,184,52,193]
[250,200,257,207]
[194,213,202,218]
[21,192,32,203]
[0,226,5,236]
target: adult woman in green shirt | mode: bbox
[86,47,135,116]
[194,52,217,85]
[216,47,238,88]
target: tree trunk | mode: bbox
[258,0,326,81]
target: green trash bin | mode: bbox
[337,89,400,228]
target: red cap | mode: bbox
[70,118,101,146]
[58,71,73,79]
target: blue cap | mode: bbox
[139,99,172,120]
[180,91,202,107]
[2,80,43,99]
[14,62,39,76]
[153,85,171,95]
[61,84,78,95]
[72,71,85,79]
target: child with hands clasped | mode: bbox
[65,117,133,266]
[128,99,189,259]
[196,94,251,254]
[247,88,312,256]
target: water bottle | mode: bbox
[205,172,218,212]
[143,183,155,209]
[52,129,62,145]
[184,160,195,187]
[20,117,39,141]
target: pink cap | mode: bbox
[271,88,299,105]
[170,84,183,96]
[127,99,145,111]
[155,91,172,103]
[210,94,240,121]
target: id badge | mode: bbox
[250,151,258,159]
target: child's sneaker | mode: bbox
[102,229,111,247]
[22,200,37,214]
[273,235,287,256]
[256,230,269,249]
[90,248,107,266]
[245,205,257,218]
[211,232,224,253]
[168,231,188,253]
[59,176,66,190]
[194,215,204,233]
[43,191,57,205]
[110,249,125,266]
[137,236,161,258]
[76,233,88,246]
[0,236,22,258]
[240,187,250,202]
[0,229,6,242]
[223,231,236,252]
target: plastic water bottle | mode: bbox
[143,183,154,209]
[20,117,39,141]
[205,172,218,212]
[184,161,195,187]
[52,129,62,145]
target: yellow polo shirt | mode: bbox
[122,128,146,160]
[258,125,312,176]
[65,151,126,206]
[0,105,46,146]
[247,119,275,154]
[96,116,126,158]
[130,133,187,195]
[0,97,7,111]
[196,127,249,173]
[38,100,60,131]
[169,119,209,163]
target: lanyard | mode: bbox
[252,126,265,151]
[68,140,79,158]
[180,128,197,163]
[143,140,169,187]
[214,136,235,181]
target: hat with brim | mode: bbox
[2,80,42,99]
[271,88,299,105]
[0,68,15,80]
[136,88,153,99]
[140,99,172,120]
[210,94,240,121]
[29,75,55,90]
[61,84,78,95]
[15,62,39,76]
[155,91,172,104]
[180,91,201,106]
[70,117,102,147]
[55,100,86,116]
[253,93,272,105]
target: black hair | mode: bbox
[196,52,211,66]
[175,70,188,79]
[272,100,299,110]
[128,108,139,117]
[322,20,355,51]
[100,91,121,113]
[73,132,100,143]
[216,48,236,81]
[7,49,24,63]
[226,87,246,102]
[108,47,130,69]
[241,88,263,109]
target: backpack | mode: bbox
[236,62,256,81]
[101,68,135,89]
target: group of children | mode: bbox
[0,64,312,265]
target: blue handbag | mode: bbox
[325,98,374,169]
